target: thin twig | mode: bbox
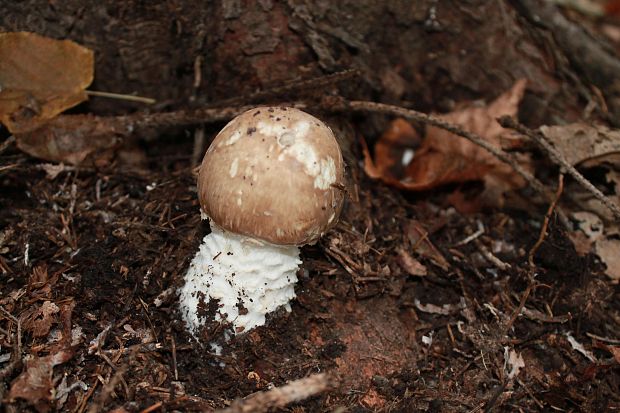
[0,136,16,155]
[86,90,156,104]
[483,382,508,413]
[586,332,620,344]
[118,105,265,130]
[191,127,206,167]
[217,373,334,413]
[499,116,620,220]
[528,174,564,268]
[86,355,132,413]
[516,378,545,409]
[0,306,20,352]
[44,71,359,136]
[171,335,178,381]
[76,379,99,413]
[477,240,511,271]
[343,100,548,196]
[0,306,22,380]
[97,351,117,370]
[503,174,564,336]
[454,221,485,246]
[503,281,536,336]
[139,401,163,413]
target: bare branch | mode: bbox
[217,373,334,413]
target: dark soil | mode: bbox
[0,131,619,412]
[1,1,620,412]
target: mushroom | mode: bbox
[179,107,345,336]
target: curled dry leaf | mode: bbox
[0,32,94,133]
[540,124,620,280]
[362,80,531,204]
[396,248,427,276]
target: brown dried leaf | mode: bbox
[27,265,60,298]
[28,265,50,288]
[540,123,620,167]
[568,188,620,224]
[40,163,68,180]
[21,301,60,338]
[572,211,605,241]
[568,230,594,256]
[15,114,124,165]
[567,211,604,256]
[607,346,620,364]
[567,206,620,282]
[8,349,73,412]
[593,340,620,364]
[0,32,94,133]
[366,118,421,180]
[405,220,449,271]
[363,80,530,200]
[396,248,427,276]
[595,237,620,282]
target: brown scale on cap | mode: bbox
[198,107,345,246]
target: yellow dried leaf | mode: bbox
[0,32,94,133]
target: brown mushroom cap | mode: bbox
[198,107,345,246]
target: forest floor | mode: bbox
[0,127,619,412]
[1,2,620,412]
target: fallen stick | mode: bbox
[217,373,334,413]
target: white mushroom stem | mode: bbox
[179,223,301,335]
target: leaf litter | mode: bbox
[8,349,74,411]
[0,26,619,412]
[1,118,619,411]
[362,79,531,207]
[363,84,620,281]
[541,122,620,281]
